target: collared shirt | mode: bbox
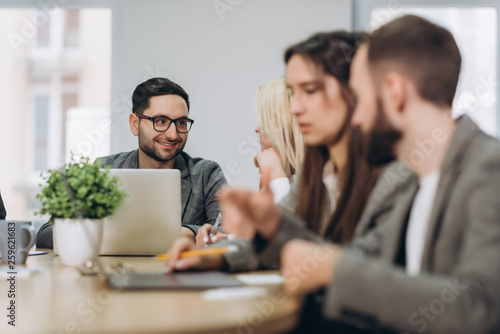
[273,159,339,236]
[321,159,339,235]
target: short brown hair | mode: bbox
[368,15,461,107]
[132,77,190,115]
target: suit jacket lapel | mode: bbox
[420,115,478,272]
[419,168,458,272]
[173,153,191,218]
[355,161,414,236]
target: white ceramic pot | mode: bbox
[53,218,104,266]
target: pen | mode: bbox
[156,245,238,261]
[206,212,222,247]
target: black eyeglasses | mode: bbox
[135,114,194,133]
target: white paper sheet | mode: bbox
[235,274,285,285]
[202,287,269,300]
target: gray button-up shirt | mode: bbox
[36,149,227,248]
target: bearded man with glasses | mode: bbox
[36,77,227,248]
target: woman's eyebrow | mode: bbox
[297,80,321,87]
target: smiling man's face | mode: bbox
[133,94,189,165]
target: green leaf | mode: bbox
[35,155,128,219]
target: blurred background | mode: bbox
[0,0,498,221]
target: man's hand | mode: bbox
[164,237,225,274]
[281,239,342,296]
[181,226,195,242]
[254,148,287,181]
[218,168,282,240]
[195,223,228,247]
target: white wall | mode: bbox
[111,0,352,189]
[0,0,352,190]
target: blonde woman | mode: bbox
[195,77,304,247]
[254,77,304,203]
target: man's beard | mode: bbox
[138,131,185,163]
[365,99,403,166]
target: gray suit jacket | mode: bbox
[321,115,500,334]
[259,116,500,333]
[221,158,412,272]
[36,150,227,248]
[249,160,413,271]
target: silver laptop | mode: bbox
[100,169,182,256]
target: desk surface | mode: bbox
[0,250,301,334]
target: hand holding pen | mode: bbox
[193,213,228,248]
[205,212,222,247]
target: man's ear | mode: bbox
[381,72,407,126]
[129,113,139,136]
[382,72,407,112]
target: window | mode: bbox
[0,8,111,220]
[35,9,50,47]
[64,10,80,48]
[353,0,500,138]
[34,96,50,171]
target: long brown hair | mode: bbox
[285,31,381,244]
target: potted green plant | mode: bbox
[37,156,127,266]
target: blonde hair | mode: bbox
[256,77,304,178]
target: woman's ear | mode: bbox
[129,113,139,136]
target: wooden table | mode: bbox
[0,250,302,334]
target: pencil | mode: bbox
[156,245,238,261]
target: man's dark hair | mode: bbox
[132,77,190,114]
[368,14,461,107]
